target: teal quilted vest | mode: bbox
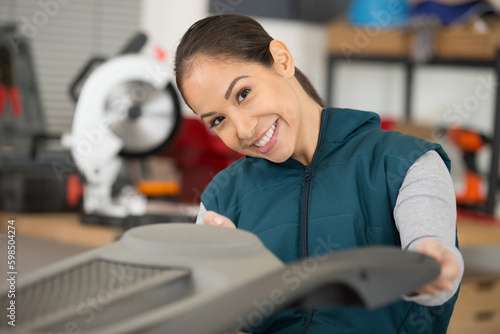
[202,108,459,334]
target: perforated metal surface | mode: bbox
[0,258,188,330]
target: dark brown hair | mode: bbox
[174,14,327,108]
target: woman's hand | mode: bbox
[203,210,236,229]
[414,238,461,296]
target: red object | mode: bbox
[457,208,500,227]
[0,83,4,112]
[380,117,398,131]
[0,44,23,119]
[154,46,168,62]
[0,83,23,118]
[66,174,84,207]
[162,117,243,204]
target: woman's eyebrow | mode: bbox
[200,111,216,121]
[225,75,249,100]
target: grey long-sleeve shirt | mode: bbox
[196,150,464,306]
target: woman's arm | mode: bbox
[196,150,463,306]
[394,150,464,306]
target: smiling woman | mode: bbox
[181,52,322,165]
[174,14,463,334]
[175,14,326,165]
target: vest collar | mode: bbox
[277,107,380,168]
[323,107,381,144]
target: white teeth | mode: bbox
[254,121,277,148]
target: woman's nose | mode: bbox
[233,114,256,141]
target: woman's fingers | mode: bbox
[203,210,236,229]
[415,278,454,296]
[414,238,460,296]
[416,285,443,297]
[440,248,461,281]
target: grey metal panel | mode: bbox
[0,223,440,334]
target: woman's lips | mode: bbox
[253,119,279,154]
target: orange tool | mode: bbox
[136,180,180,198]
[446,127,491,207]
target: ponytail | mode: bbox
[294,67,327,108]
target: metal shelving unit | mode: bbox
[326,51,500,215]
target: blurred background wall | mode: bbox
[0,0,495,135]
[139,0,497,191]
[0,0,498,211]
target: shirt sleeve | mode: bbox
[195,202,208,225]
[394,150,464,306]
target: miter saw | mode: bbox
[65,33,197,226]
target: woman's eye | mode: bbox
[210,116,225,128]
[236,88,250,104]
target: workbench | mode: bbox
[0,209,498,250]
[0,211,120,248]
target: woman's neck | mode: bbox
[292,97,324,166]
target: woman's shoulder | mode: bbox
[322,107,448,168]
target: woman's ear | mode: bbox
[269,40,295,78]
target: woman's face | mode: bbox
[182,55,305,164]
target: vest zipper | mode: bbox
[301,165,312,259]
[300,165,313,334]
[301,308,314,334]
[299,108,327,334]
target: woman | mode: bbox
[174,14,463,334]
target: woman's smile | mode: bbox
[252,119,279,154]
